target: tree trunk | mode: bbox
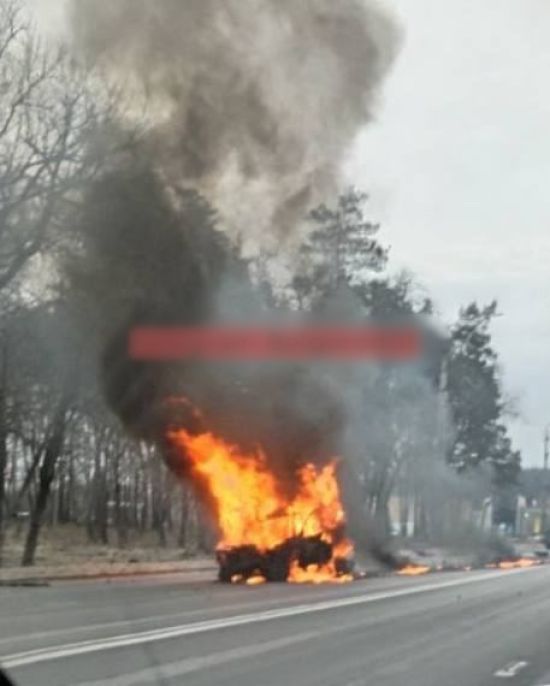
[0,408,7,566]
[414,493,429,540]
[374,492,391,540]
[86,438,100,542]
[0,343,8,566]
[11,440,46,522]
[399,494,410,538]
[132,467,140,530]
[140,474,149,533]
[21,398,69,566]
[113,450,127,548]
[97,461,109,545]
[57,454,73,524]
[66,453,75,523]
[178,488,189,548]
[152,456,167,547]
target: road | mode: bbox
[1,565,550,686]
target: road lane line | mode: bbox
[0,593,321,647]
[495,661,529,678]
[75,628,324,686]
[1,567,544,669]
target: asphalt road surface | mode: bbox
[1,565,550,686]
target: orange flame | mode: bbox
[495,558,539,570]
[397,564,431,576]
[246,575,267,586]
[288,560,353,584]
[168,428,353,582]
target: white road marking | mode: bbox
[495,661,529,678]
[1,566,543,669]
[0,593,317,646]
[75,629,324,686]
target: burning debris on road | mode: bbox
[168,421,354,584]
[486,557,541,570]
[396,564,432,576]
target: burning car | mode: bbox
[216,534,353,583]
[168,422,355,584]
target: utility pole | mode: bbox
[542,427,549,535]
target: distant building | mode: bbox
[515,496,546,537]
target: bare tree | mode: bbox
[0,0,119,562]
[0,0,112,295]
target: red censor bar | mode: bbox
[129,326,422,361]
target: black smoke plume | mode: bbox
[66,1,402,553]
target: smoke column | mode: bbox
[65,2,494,569]
[70,0,399,256]
[65,1,410,557]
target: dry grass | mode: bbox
[0,524,214,581]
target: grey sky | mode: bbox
[28,0,550,466]
[345,0,550,467]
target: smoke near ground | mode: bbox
[69,0,399,256]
